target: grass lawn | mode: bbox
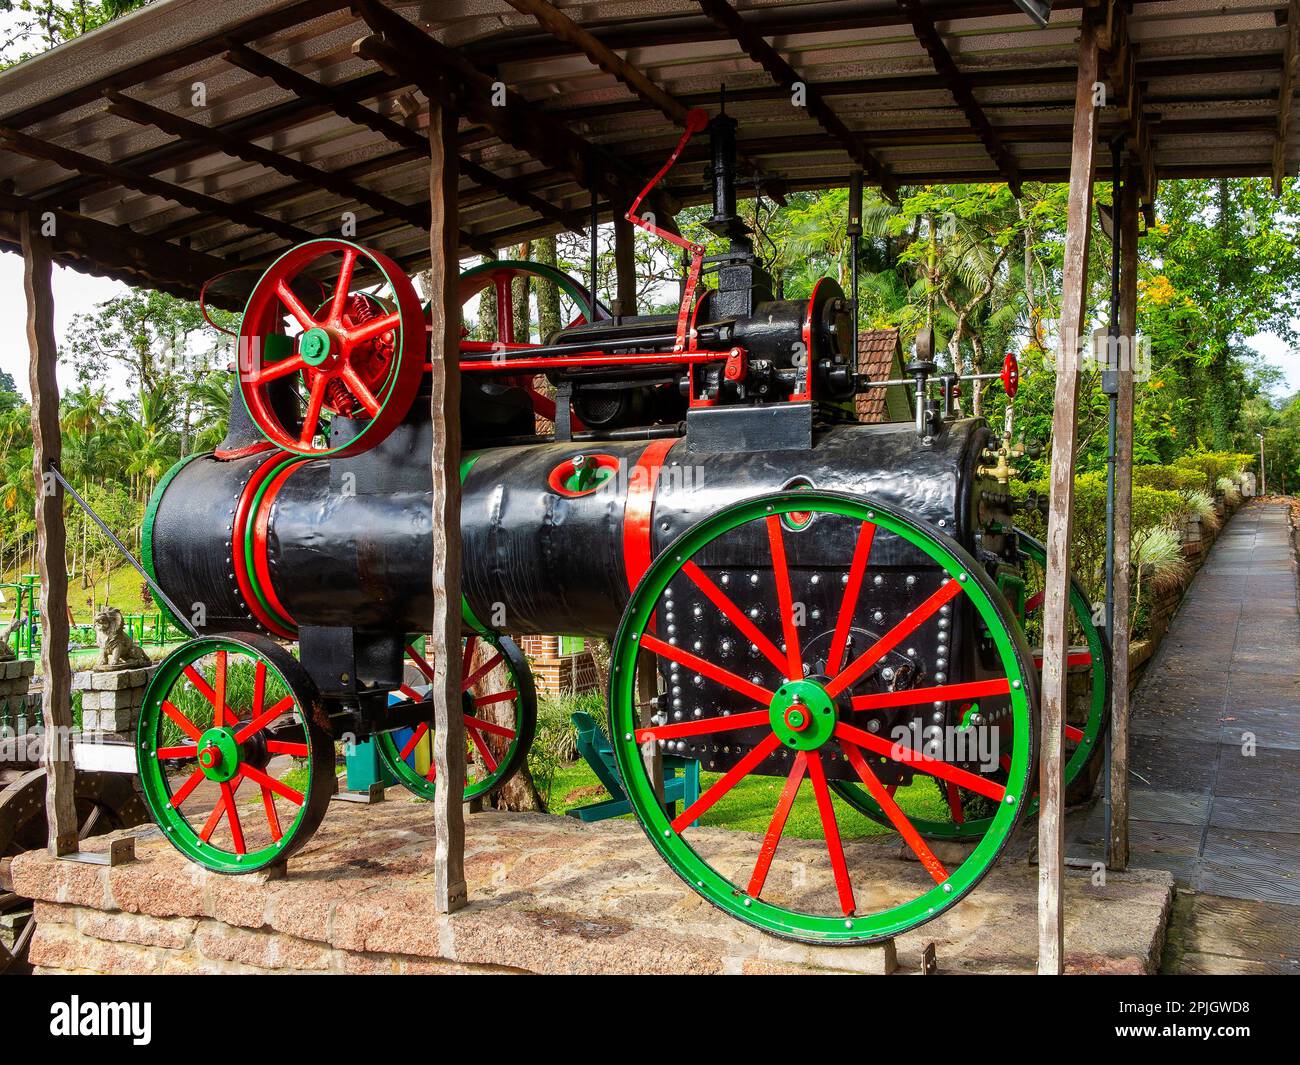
[544,755,950,840]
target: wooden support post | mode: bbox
[613,204,638,316]
[427,95,467,914]
[1038,17,1100,976]
[1108,169,1139,872]
[22,213,77,856]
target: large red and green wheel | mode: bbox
[830,528,1109,839]
[237,239,426,458]
[608,491,1038,944]
[376,634,537,803]
[136,634,334,873]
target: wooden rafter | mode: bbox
[224,44,583,234]
[696,0,897,201]
[895,0,1021,196]
[1273,0,1300,194]
[102,91,440,236]
[352,0,680,222]
[0,125,315,246]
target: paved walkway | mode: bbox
[1073,502,1300,973]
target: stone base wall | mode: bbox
[73,665,156,737]
[0,658,37,734]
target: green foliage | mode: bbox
[1172,451,1253,492]
[526,689,603,811]
[0,1,153,67]
[1132,465,1206,492]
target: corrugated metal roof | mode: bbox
[0,0,1294,301]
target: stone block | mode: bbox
[71,670,93,692]
[16,658,35,678]
[89,666,153,691]
[81,709,99,732]
[83,687,144,712]
[96,707,139,733]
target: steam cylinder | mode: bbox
[144,418,996,640]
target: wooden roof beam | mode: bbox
[895,0,1021,195]
[351,0,680,222]
[0,125,315,246]
[1273,0,1300,194]
[99,90,505,255]
[695,0,897,202]
[0,191,238,307]
[225,44,584,233]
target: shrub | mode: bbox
[1133,464,1205,493]
[527,689,603,810]
[1179,489,1219,531]
[1173,451,1254,491]
[1216,476,1241,505]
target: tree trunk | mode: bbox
[534,236,562,340]
[470,640,543,812]
[512,241,532,344]
[476,253,498,342]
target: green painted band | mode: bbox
[141,452,205,634]
[241,455,307,634]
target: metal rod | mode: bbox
[47,464,198,637]
[589,149,599,307]
[848,170,863,366]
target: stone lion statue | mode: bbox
[0,614,25,663]
[93,607,152,671]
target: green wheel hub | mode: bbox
[196,727,240,783]
[770,680,837,751]
[609,491,1037,944]
[299,326,332,365]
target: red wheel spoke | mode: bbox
[764,516,804,681]
[221,780,247,855]
[670,732,782,833]
[636,708,769,744]
[213,651,228,727]
[156,745,198,760]
[234,695,296,743]
[327,248,358,323]
[183,664,234,726]
[348,310,401,346]
[199,776,243,842]
[252,661,266,720]
[841,741,948,885]
[682,560,787,675]
[747,751,807,898]
[276,280,318,331]
[341,364,382,417]
[825,579,964,699]
[1064,724,1085,743]
[1025,590,1044,614]
[168,767,206,808]
[805,751,855,916]
[640,634,774,707]
[240,763,304,806]
[397,683,423,701]
[299,374,329,446]
[265,740,310,757]
[835,720,1007,802]
[407,642,437,683]
[261,785,283,843]
[828,520,876,675]
[472,688,518,709]
[251,353,305,384]
[425,760,437,783]
[464,651,504,691]
[945,782,965,824]
[162,700,203,742]
[399,722,430,761]
[849,677,1011,713]
[464,714,515,741]
[460,637,477,678]
[467,725,499,773]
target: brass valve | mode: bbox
[978,434,1026,486]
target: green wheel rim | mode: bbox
[831,527,1109,838]
[136,635,332,873]
[457,259,599,325]
[609,491,1037,944]
[376,634,537,802]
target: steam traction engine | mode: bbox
[137,111,1108,944]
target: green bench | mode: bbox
[566,711,700,825]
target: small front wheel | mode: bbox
[136,634,334,873]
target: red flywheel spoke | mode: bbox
[671,732,782,833]
[806,751,855,916]
[748,751,807,898]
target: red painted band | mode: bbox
[214,440,278,461]
[252,460,307,628]
[232,452,295,639]
[622,437,678,593]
